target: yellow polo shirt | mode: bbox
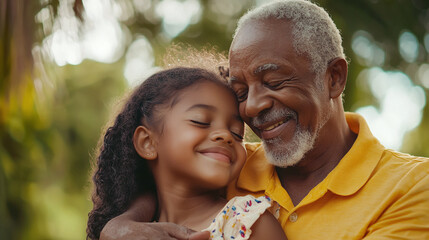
[227,113,429,239]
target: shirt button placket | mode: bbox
[289,212,298,222]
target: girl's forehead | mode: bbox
[187,80,233,97]
[172,81,238,111]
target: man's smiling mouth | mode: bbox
[264,119,287,131]
[261,115,293,131]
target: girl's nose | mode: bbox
[210,129,233,145]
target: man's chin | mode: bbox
[263,146,303,168]
[261,128,316,168]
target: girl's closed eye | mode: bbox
[231,131,244,141]
[190,120,243,141]
[190,120,210,126]
[230,123,244,141]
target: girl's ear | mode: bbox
[133,126,158,160]
[326,57,348,99]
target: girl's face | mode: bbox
[153,81,246,191]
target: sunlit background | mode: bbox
[1,0,429,239]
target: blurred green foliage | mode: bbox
[1,0,428,239]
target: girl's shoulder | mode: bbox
[204,195,280,240]
[249,211,287,240]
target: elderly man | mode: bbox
[99,1,429,239]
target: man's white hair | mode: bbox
[234,0,345,78]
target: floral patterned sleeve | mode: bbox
[203,195,273,240]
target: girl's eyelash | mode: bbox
[191,120,243,140]
[231,132,244,140]
[190,120,210,126]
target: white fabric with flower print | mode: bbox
[203,195,272,239]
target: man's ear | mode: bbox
[133,126,158,160]
[326,58,348,99]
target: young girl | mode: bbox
[86,67,286,240]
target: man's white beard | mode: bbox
[262,125,316,168]
[251,105,330,168]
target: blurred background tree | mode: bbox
[1,0,428,239]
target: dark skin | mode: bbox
[100,195,211,240]
[133,82,248,232]
[101,18,356,239]
[100,196,285,240]
[228,18,356,205]
[275,54,355,205]
[100,77,287,240]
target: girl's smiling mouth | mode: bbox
[199,147,233,164]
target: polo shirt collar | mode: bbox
[326,112,384,196]
[236,143,274,192]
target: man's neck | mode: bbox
[276,113,357,206]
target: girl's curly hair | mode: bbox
[86,67,232,240]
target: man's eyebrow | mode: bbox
[229,76,237,83]
[186,104,216,112]
[254,63,279,74]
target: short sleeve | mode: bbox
[204,195,272,240]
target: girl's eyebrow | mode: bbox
[186,104,217,112]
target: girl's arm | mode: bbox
[100,194,210,240]
[249,211,288,240]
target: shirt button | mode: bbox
[289,212,298,222]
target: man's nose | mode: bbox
[210,129,233,145]
[244,87,273,118]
